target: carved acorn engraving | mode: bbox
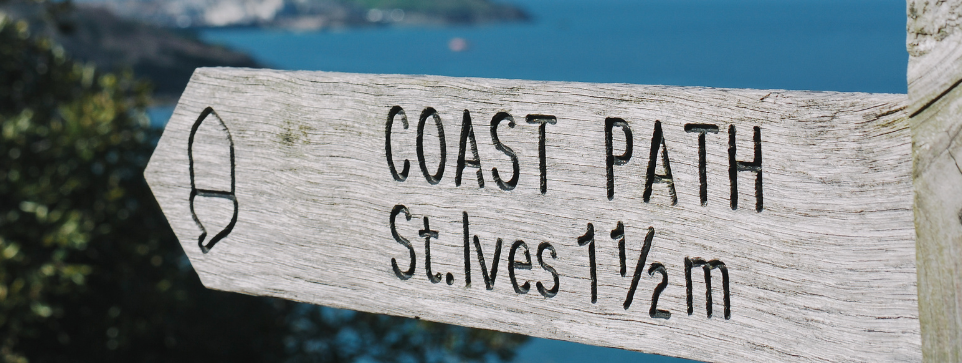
[188,107,238,253]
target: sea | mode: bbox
[149,0,906,361]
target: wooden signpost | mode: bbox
[142,2,962,361]
[908,0,962,361]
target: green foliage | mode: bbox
[0,12,148,360]
[0,8,527,363]
[0,11,291,362]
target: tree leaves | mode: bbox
[0,6,527,362]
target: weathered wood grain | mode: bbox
[908,0,962,115]
[145,68,918,362]
[908,0,962,361]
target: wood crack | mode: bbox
[911,75,962,117]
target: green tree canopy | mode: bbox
[0,6,527,362]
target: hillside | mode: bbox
[0,0,528,103]
[1,2,262,103]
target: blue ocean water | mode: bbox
[150,1,906,361]
[151,0,906,127]
[198,0,906,93]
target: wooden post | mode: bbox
[908,0,962,360]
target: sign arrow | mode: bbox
[145,68,919,362]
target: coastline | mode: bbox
[87,0,529,30]
[1,0,530,106]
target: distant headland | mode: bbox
[0,0,528,103]
[78,0,529,30]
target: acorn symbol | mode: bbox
[188,107,238,253]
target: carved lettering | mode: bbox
[456,110,484,188]
[508,240,532,294]
[387,209,734,321]
[419,216,442,283]
[525,114,558,195]
[604,118,633,200]
[578,223,598,304]
[611,221,627,277]
[491,112,519,191]
[536,242,560,298]
[417,107,446,185]
[624,226,655,310]
[686,257,731,319]
[729,125,762,212]
[381,109,751,319]
[389,205,416,280]
[648,262,671,319]
[684,123,719,206]
[386,106,411,182]
[463,212,503,290]
[644,120,677,205]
